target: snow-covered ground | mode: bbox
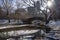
[0,20,8,24]
[47,20,60,30]
[45,20,60,40]
[0,19,23,25]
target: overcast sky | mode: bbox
[0,0,26,8]
[0,0,38,9]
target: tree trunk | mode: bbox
[7,9,10,23]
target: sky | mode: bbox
[0,0,2,6]
[0,0,52,10]
[0,0,34,13]
[10,0,31,9]
[0,0,38,9]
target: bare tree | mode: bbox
[0,6,2,15]
[2,0,13,23]
[22,0,55,24]
[15,0,28,23]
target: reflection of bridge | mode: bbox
[0,24,56,40]
[0,30,41,39]
[0,24,46,32]
[0,24,44,39]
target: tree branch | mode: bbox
[22,0,32,7]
